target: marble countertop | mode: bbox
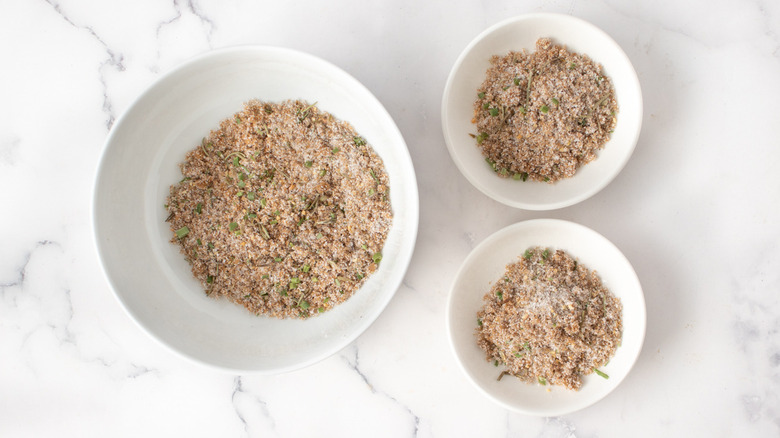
[2,1,778,436]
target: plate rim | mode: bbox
[441,13,643,210]
[445,218,646,415]
[92,45,420,373]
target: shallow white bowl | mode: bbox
[442,14,642,210]
[446,219,645,416]
[93,47,419,373]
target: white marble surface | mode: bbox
[1,0,778,436]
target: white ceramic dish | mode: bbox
[441,14,642,210]
[93,46,419,373]
[446,219,645,416]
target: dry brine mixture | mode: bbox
[476,247,622,390]
[166,100,392,318]
[472,38,618,183]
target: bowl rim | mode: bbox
[445,218,646,415]
[91,45,419,373]
[441,13,643,210]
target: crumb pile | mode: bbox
[473,38,618,183]
[166,100,392,318]
[476,247,622,390]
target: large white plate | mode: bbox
[446,219,645,415]
[93,47,419,373]
[442,14,643,210]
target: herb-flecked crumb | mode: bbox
[472,38,618,183]
[476,246,622,390]
[166,100,393,319]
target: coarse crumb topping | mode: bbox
[476,247,622,390]
[472,38,618,183]
[166,100,392,319]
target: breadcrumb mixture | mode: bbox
[166,100,392,318]
[472,38,618,183]
[476,247,622,390]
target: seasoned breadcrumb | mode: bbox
[166,100,392,318]
[476,247,622,390]
[473,38,618,183]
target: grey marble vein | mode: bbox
[156,0,214,45]
[341,345,421,437]
[42,0,125,129]
[231,376,277,436]
[0,240,58,294]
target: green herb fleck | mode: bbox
[538,377,547,385]
[175,226,189,239]
[540,105,549,114]
[552,97,559,106]
[489,107,499,117]
[305,160,313,167]
[195,203,203,214]
[595,369,609,379]
[478,92,485,99]
[353,136,366,146]
[372,252,382,265]
[206,275,214,284]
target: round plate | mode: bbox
[93,46,419,373]
[446,219,645,415]
[442,14,642,210]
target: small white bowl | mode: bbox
[446,219,645,416]
[442,14,642,210]
[93,47,419,373]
